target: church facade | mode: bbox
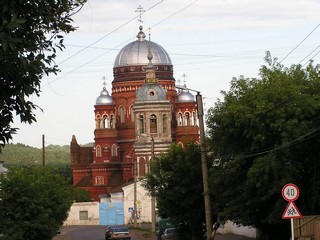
[70,26,200,201]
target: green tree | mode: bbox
[0,165,73,240]
[206,52,320,239]
[0,0,86,149]
[73,187,91,202]
[143,143,212,240]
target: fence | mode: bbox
[294,216,320,240]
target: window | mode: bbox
[110,115,115,128]
[96,115,101,129]
[163,114,168,133]
[178,113,183,126]
[130,106,134,122]
[95,176,104,185]
[139,115,145,134]
[111,145,117,156]
[193,112,197,126]
[103,115,108,128]
[185,112,190,126]
[119,106,125,123]
[150,114,157,133]
[79,211,88,220]
[96,145,101,157]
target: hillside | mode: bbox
[0,143,71,166]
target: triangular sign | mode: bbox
[282,201,302,219]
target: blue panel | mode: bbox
[99,202,124,225]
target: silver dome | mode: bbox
[96,87,113,105]
[114,26,172,67]
[177,90,195,102]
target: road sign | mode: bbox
[282,183,299,202]
[282,201,302,219]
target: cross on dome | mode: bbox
[135,5,145,23]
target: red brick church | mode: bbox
[70,26,200,201]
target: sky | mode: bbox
[11,0,320,148]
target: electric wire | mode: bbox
[280,23,320,63]
[44,0,202,86]
[57,0,164,66]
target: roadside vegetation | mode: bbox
[144,53,320,240]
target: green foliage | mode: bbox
[0,0,86,149]
[0,165,73,240]
[143,143,209,240]
[0,143,70,166]
[73,187,91,202]
[206,52,320,239]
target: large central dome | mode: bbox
[114,26,172,67]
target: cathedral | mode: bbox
[70,25,200,201]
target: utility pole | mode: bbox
[175,86,213,239]
[133,157,137,228]
[42,134,45,166]
[196,92,212,240]
[151,138,156,232]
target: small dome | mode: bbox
[177,90,195,102]
[114,26,172,67]
[136,83,167,102]
[96,87,113,105]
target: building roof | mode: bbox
[114,26,172,67]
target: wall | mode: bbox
[122,181,152,224]
[64,202,99,226]
[218,220,257,238]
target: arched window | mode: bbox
[163,114,168,133]
[111,145,117,156]
[103,115,108,128]
[96,145,101,157]
[193,112,197,126]
[96,115,101,129]
[130,106,134,122]
[95,176,104,185]
[150,114,157,133]
[178,113,183,126]
[185,112,190,126]
[139,115,145,134]
[119,106,125,123]
[110,115,115,128]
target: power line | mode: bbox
[280,23,320,63]
[57,0,164,66]
[44,0,201,87]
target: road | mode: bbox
[53,225,255,240]
[53,225,157,240]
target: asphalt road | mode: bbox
[53,225,157,240]
[53,225,255,240]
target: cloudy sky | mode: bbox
[12,0,320,148]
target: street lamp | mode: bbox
[177,86,213,240]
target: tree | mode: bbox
[0,165,73,240]
[206,52,320,239]
[0,0,86,149]
[143,143,213,240]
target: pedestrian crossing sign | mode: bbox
[282,201,302,219]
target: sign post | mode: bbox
[282,183,302,240]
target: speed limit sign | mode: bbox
[282,183,299,202]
